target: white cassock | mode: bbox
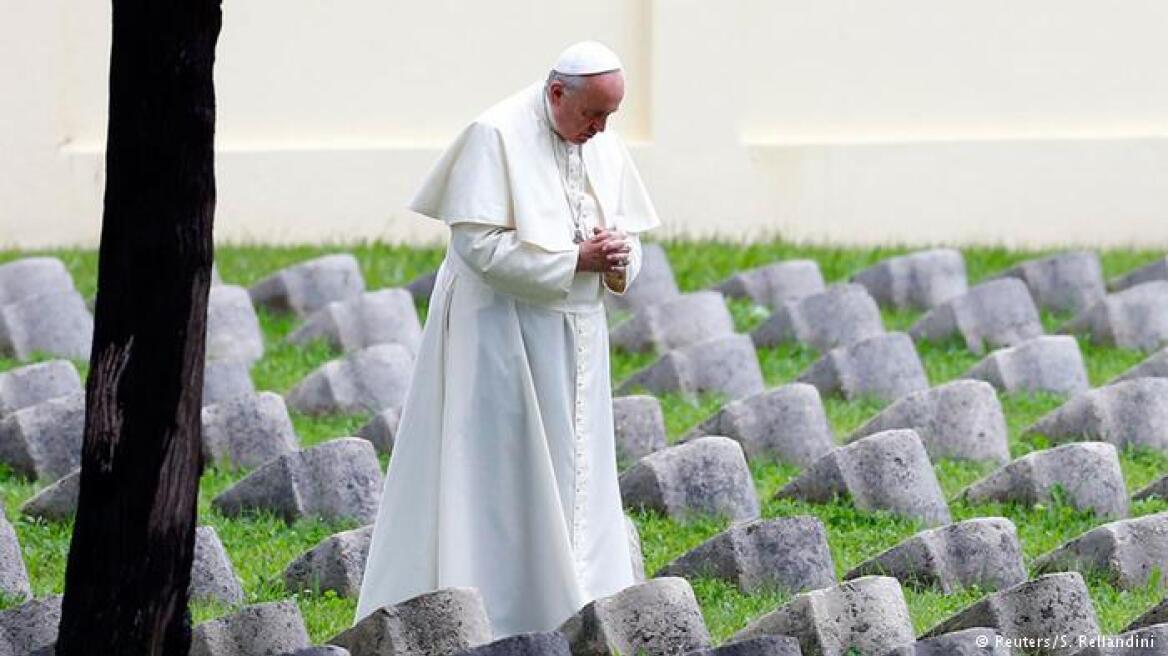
[354,79,661,638]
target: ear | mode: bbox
[548,81,564,104]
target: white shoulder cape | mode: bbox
[408,81,661,253]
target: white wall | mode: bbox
[3,1,1168,249]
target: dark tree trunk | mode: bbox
[56,0,222,654]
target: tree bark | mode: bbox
[56,0,222,653]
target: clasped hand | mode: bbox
[576,227,630,274]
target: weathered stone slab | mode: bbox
[751,283,885,351]
[206,284,265,363]
[845,517,1027,593]
[212,438,383,524]
[355,407,399,455]
[1069,622,1168,656]
[0,392,84,482]
[288,288,422,355]
[0,360,82,418]
[19,467,78,521]
[618,334,765,402]
[1061,281,1168,351]
[190,600,311,656]
[879,627,1010,656]
[612,396,666,464]
[191,525,244,605]
[923,572,1101,656]
[1025,378,1168,452]
[284,524,373,598]
[1034,512,1168,590]
[452,632,570,656]
[0,258,75,306]
[202,391,299,470]
[626,514,646,583]
[1110,257,1168,293]
[850,248,969,311]
[203,358,256,407]
[0,511,30,602]
[960,443,1129,518]
[0,596,62,656]
[993,251,1106,315]
[796,332,929,403]
[1112,348,1168,384]
[619,436,760,522]
[405,269,438,302]
[964,335,1090,396]
[0,290,93,361]
[249,253,366,317]
[775,429,951,527]
[658,516,836,595]
[1127,597,1168,632]
[329,587,492,656]
[910,278,1044,354]
[682,383,835,466]
[715,259,826,307]
[558,577,712,656]
[604,243,681,314]
[286,344,415,415]
[730,575,915,656]
[684,635,803,656]
[610,291,735,353]
[847,380,1010,464]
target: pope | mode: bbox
[353,41,661,638]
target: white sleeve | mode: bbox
[603,231,642,295]
[449,222,578,304]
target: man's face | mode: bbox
[548,71,624,145]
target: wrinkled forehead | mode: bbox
[581,71,624,112]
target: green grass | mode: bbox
[1,240,1167,647]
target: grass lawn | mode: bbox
[1,239,1166,645]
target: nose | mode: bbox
[595,116,607,133]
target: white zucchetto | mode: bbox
[551,41,623,76]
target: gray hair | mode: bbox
[545,70,588,94]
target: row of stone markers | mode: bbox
[715,246,1166,317]
[597,246,1168,409]
[10,555,1162,654]
[617,410,1157,528]
[612,362,1168,495]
